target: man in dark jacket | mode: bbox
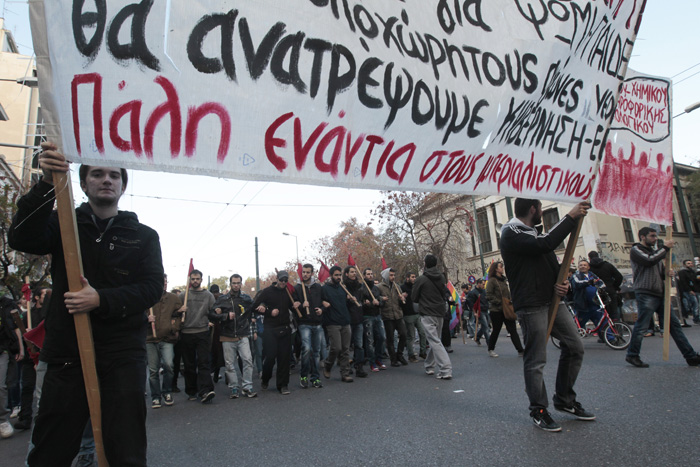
[360,268,386,372]
[465,279,490,345]
[401,273,427,361]
[210,274,256,399]
[625,228,700,368]
[676,259,699,324]
[378,268,408,367]
[344,266,368,378]
[295,264,324,389]
[147,274,183,409]
[500,198,592,432]
[412,255,453,379]
[253,270,300,395]
[9,143,163,465]
[322,266,353,382]
[0,295,23,439]
[588,251,624,321]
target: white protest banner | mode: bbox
[30,1,649,207]
[592,69,673,225]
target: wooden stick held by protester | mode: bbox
[663,229,673,361]
[339,282,361,307]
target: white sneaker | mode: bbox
[0,421,14,438]
[10,406,20,418]
[488,350,499,358]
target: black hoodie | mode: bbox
[411,267,450,317]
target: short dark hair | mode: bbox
[229,273,242,282]
[638,226,656,239]
[209,284,220,293]
[405,272,415,278]
[683,259,693,264]
[343,265,354,275]
[190,269,203,278]
[461,283,468,290]
[476,278,484,285]
[588,251,599,260]
[514,198,540,218]
[363,268,372,275]
[79,165,128,187]
[330,265,342,275]
[424,254,438,268]
[303,263,314,271]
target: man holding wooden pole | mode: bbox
[625,227,700,368]
[9,143,164,465]
[500,198,593,433]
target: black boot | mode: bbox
[355,364,368,378]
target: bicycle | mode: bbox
[551,292,632,350]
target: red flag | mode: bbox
[381,257,389,270]
[187,258,194,288]
[347,254,356,266]
[21,283,32,302]
[296,262,304,283]
[286,282,296,295]
[318,261,331,283]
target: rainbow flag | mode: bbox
[447,281,462,330]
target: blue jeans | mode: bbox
[0,352,9,423]
[475,312,490,342]
[351,323,364,365]
[222,338,253,391]
[363,315,385,363]
[298,324,323,380]
[682,292,699,321]
[627,292,697,359]
[146,341,174,399]
[517,303,584,411]
[253,332,264,373]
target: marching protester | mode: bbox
[209,274,257,399]
[401,272,427,362]
[360,268,386,372]
[295,264,324,389]
[147,274,183,409]
[676,259,699,325]
[322,266,354,382]
[344,266,368,378]
[485,261,524,358]
[412,255,454,379]
[9,143,163,464]
[0,294,23,439]
[465,279,490,346]
[500,198,594,432]
[378,268,408,367]
[253,271,300,395]
[179,269,216,403]
[625,228,700,368]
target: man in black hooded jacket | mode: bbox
[9,143,163,465]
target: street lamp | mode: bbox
[282,232,299,264]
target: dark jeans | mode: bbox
[262,328,291,389]
[27,357,147,467]
[172,339,183,389]
[181,331,214,397]
[607,291,621,321]
[351,323,365,366]
[517,303,584,411]
[627,292,697,359]
[488,312,523,353]
[383,318,407,362]
[18,354,36,423]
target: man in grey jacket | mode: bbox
[411,255,453,379]
[625,227,700,368]
[179,270,216,403]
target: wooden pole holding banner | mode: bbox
[25,276,32,330]
[546,216,585,342]
[339,282,361,307]
[149,308,157,338]
[299,279,310,315]
[351,263,377,302]
[662,229,673,361]
[53,171,109,467]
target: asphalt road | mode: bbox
[3,326,700,466]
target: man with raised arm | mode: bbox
[9,142,163,465]
[500,198,593,432]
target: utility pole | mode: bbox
[255,237,260,292]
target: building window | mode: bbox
[477,208,492,253]
[490,203,500,244]
[622,218,634,243]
